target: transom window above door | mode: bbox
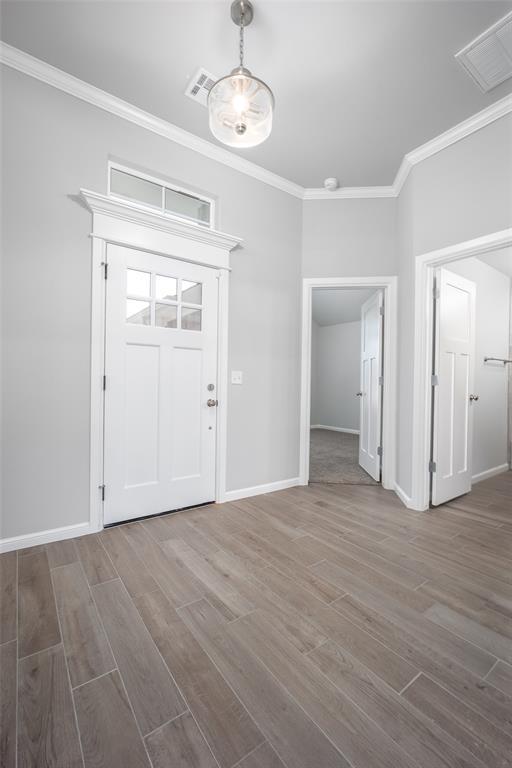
[126,268,203,331]
[109,163,214,229]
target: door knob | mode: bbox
[207,399,218,407]
[469,394,479,402]
[356,391,363,397]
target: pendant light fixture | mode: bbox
[208,0,274,148]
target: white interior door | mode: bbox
[431,268,476,506]
[359,290,383,481]
[104,244,219,525]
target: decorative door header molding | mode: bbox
[80,189,242,270]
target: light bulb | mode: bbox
[208,68,274,148]
[232,94,250,114]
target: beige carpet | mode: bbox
[309,428,379,485]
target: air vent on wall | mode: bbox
[185,68,218,107]
[456,11,512,92]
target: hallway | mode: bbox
[309,428,379,485]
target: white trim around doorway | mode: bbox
[299,276,398,492]
[82,189,241,534]
[410,228,512,511]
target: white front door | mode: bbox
[104,244,219,525]
[431,268,476,506]
[359,290,383,481]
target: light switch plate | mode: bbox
[231,370,243,385]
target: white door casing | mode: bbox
[80,189,241,532]
[409,230,511,513]
[299,276,398,492]
[431,268,476,506]
[104,245,220,525]
[359,290,384,481]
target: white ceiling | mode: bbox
[1,1,512,188]
[477,248,512,277]
[312,287,376,326]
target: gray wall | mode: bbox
[395,171,415,495]
[448,257,510,479]
[310,320,361,432]
[0,68,302,538]
[302,198,398,278]
[2,64,511,539]
[396,113,512,497]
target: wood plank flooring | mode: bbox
[1,471,512,768]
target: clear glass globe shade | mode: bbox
[208,68,274,148]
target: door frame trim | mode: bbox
[411,228,512,511]
[81,189,241,532]
[299,276,398,492]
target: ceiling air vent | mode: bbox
[185,68,218,107]
[456,11,512,92]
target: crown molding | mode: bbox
[303,186,396,200]
[0,42,303,200]
[393,91,512,195]
[308,91,512,199]
[2,42,511,202]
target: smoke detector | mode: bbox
[324,177,339,192]
[456,11,512,92]
[185,68,218,107]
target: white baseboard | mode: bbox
[472,464,509,484]
[311,425,360,435]
[224,477,300,503]
[394,467,511,510]
[0,521,96,554]
[394,482,415,509]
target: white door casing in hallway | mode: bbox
[431,268,476,506]
[104,244,220,525]
[299,276,398,493]
[358,290,384,481]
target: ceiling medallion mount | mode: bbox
[230,0,254,27]
[208,0,274,148]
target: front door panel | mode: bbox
[104,244,219,525]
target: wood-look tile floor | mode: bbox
[2,473,512,768]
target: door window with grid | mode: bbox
[126,269,203,331]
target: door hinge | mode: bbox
[433,286,440,300]
[103,262,108,280]
[99,484,106,501]
[102,375,107,391]
[377,446,383,457]
[429,460,436,473]
[378,375,384,386]
[431,374,439,387]
[379,306,384,316]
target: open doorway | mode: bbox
[429,248,511,506]
[300,276,397,492]
[310,287,382,485]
